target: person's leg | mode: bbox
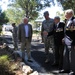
[59,45,64,69]
[53,45,59,65]
[13,37,18,50]
[14,41,18,50]
[21,42,25,60]
[49,36,55,61]
[44,37,50,62]
[59,45,71,73]
[26,39,31,60]
[63,45,70,71]
[69,46,75,75]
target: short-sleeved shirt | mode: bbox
[42,18,54,32]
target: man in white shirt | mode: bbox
[18,17,33,62]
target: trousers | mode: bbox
[21,38,31,59]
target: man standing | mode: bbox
[12,23,18,50]
[41,11,55,63]
[59,9,75,75]
[52,16,65,70]
[18,17,33,62]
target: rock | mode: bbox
[22,65,33,74]
[29,71,39,75]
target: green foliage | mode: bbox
[0,55,8,60]
[0,12,9,25]
[15,0,55,20]
[5,8,25,25]
[56,11,65,21]
[6,0,55,23]
[0,55,9,66]
[57,0,75,13]
[0,55,15,75]
[15,0,39,20]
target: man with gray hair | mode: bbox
[59,9,75,75]
[18,17,33,62]
[41,11,55,63]
[52,16,65,70]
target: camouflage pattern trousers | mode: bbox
[13,37,18,50]
[43,35,55,59]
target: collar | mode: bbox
[57,22,60,26]
[68,17,73,21]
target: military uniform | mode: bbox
[41,18,55,61]
[12,26,18,50]
[54,22,65,69]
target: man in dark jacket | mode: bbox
[52,16,65,70]
[59,9,75,75]
[18,17,33,62]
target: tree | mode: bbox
[57,0,75,13]
[56,11,65,21]
[15,0,55,20]
[5,8,25,25]
[0,12,9,25]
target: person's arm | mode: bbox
[47,24,55,37]
[31,24,33,39]
[41,23,43,37]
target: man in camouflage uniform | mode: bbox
[41,11,55,63]
[12,23,18,50]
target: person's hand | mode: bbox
[62,38,65,44]
[74,46,75,50]
[43,31,48,36]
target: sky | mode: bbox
[0,0,63,18]
[0,0,9,11]
[0,0,13,11]
[39,0,63,18]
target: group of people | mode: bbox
[41,9,75,75]
[12,17,33,62]
[11,8,75,75]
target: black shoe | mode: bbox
[52,63,59,67]
[28,59,33,62]
[69,71,74,75]
[59,70,70,73]
[45,59,50,63]
[58,67,63,70]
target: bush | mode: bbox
[33,30,41,34]
[0,55,15,75]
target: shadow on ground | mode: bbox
[31,51,57,72]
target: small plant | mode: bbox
[0,55,15,75]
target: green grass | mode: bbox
[0,55,15,75]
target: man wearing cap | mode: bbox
[41,11,55,63]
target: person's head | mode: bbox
[23,17,29,24]
[54,16,60,24]
[44,11,49,20]
[65,9,74,20]
[12,23,16,27]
